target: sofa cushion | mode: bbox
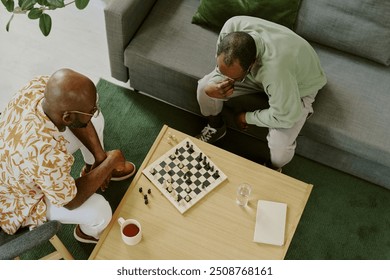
[191,0,301,31]
[295,0,390,66]
[125,0,216,80]
[302,43,390,168]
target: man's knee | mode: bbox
[269,146,295,168]
[268,136,297,168]
[87,194,112,227]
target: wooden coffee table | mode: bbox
[89,125,312,260]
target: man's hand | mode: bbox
[236,112,249,130]
[204,79,234,99]
[99,175,111,192]
[99,150,127,192]
[68,149,127,208]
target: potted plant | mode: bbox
[2,0,90,36]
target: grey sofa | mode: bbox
[104,0,390,189]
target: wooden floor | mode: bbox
[0,0,127,112]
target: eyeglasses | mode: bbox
[215,64,252,83]
[236,67,251,83]
[67,105,100,118]
[67,94,100,117]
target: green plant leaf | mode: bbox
[28,7,42,19]
[21,0,36,10]
[46,0,64,8]
[6,13,14,31]
[75,0,88,10]
[2,0,15,12]
[39,13,51,36]
[37,0,48,5]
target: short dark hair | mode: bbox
[217,32,256,70]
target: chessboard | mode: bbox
[142,137,228,213]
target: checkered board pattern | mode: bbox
[142,137,227,213]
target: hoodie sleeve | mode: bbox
[245,70,303,129]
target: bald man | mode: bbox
[0,69,136,244]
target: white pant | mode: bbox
[197,72,316,168]
[45,113,112,239]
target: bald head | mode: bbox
[45,68,97,112]
[41,68,97,131]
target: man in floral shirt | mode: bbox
[0,69,136,243]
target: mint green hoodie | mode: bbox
[214,16,327,128]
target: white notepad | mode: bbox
[253,200,287,246]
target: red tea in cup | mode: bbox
[123,223,140,237]
[118,217,142,245]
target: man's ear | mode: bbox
[62,112,72,125]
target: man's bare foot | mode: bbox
[111,161,136,181]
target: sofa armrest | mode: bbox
[104,0,157,82]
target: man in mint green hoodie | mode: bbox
[196,16,327,171]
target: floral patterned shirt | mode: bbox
[0,76,77,234]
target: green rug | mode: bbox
[21,79,390,260]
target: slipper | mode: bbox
[111,161,137,181]
[73,225,98,244]
[80,161,137,181]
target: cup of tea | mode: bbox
[118,217,142,245]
